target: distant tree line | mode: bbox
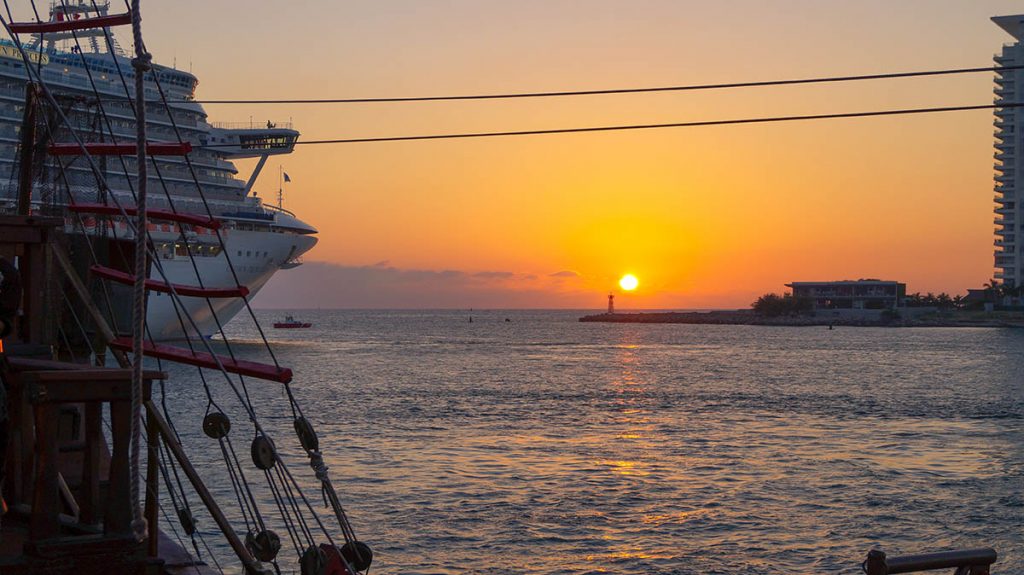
[752,280,1023,316]
[751,293,813,317]
[982,279,1024,299]
[903,292,961,309]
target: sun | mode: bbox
[619,274,639,291]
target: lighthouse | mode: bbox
[607,292,615,314]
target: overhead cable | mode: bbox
[198,103,1019,146]
[187,65,1024,105]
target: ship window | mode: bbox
[246,251,251,257]
[237,250,242,257]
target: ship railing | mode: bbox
[209,120,294,130]
[862,548,997,575]
[262,202,296,218]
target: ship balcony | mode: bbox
[995,129,1014,141]
[996,206,1016,215]
[995,139,1015,150]
[995,54,1014,65]
[994,270,1013,280]
[995,225,1014,236]
[995,107,1016,117]
[995,162,1014,173]
[996,173,1015,182]
[995,75,1015,86]
[996,150,1015,162]
[995,193,1016,204]
[995,239,1015,248]
[995,216,1016,227]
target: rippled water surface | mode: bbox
[156,310,1023,574]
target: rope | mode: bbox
[4,5,368,566]
[128,0,150,543]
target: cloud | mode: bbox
[252,261,595,309]
[549,270,580,278]
[473,271,515,279]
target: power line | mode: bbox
[187,65,1023,105]
[198,103,1018,146]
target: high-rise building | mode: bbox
[993,15,1024,287]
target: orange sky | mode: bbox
[130,1,1024,308]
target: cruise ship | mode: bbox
[0,1,317,339]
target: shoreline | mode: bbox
[578,310,1024,328]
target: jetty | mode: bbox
[579,310,1024,328]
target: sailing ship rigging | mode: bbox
[0,2,370,573]
[0,0,318,340]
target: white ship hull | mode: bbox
[144,226,317,340]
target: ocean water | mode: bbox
[153,310,1023,574]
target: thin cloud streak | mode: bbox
[253,261,591,309]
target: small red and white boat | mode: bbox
[273,315,312,329]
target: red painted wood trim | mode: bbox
[48,142,193,156]
[68,203,221,229]
[90,265,250,299]
[9,13,132,34]
[109,338,292,384]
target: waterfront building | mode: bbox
[786,280,906,310]
[993,15,1024,287]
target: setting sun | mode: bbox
[619,274,639,291]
